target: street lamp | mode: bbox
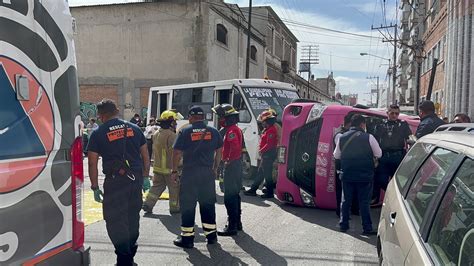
[360,52,393,107]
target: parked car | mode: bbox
[377,123,474,265]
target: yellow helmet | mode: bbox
[160,110,179,121]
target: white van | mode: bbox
[147,79,299,176]
[0,1,89,265]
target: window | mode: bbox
[172,87,214,120]
[406,148,459,226]
[396,143,432,190]
[250,45,257,61]
[232,88,251,123]
[427,158,474,265]
[216,24,228,45]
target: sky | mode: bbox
[69,0,399,105]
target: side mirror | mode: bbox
[239,110,251,123]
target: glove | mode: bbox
[143,177,151,192]
[93,188,103,203]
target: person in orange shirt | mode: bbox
[244,110,278,198]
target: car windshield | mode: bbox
[241,87,299,122]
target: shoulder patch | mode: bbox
[229,132,236,139]
[269,133,274,139]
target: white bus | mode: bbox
[147,79,299,176]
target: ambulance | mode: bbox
[147,79,299,177]
[0,1,89,265]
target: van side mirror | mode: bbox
[239,110,251,123]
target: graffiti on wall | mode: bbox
[80,102,97,122]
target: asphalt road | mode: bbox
[83,159,380,265]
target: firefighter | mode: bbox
[244,110,278,198]
[87,99,150,265]
[212,104,244,236]
[171,106,223,248]
[142,110,180,215]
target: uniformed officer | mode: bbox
[142,110,180,215]
[415,100,445,139]
[244,110,279,198]
[212,104,244,236]
[334,114,382,235]
[171,106,223,248]
[87,99,151,266]
[372,104,412,205]
[333,113,359,217]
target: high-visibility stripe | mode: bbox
[202,223,217,230]
[181,232,195,237]
[204,230,217,236]
[153,166,170,174]
[181,226,194,232]
[147,192,159,200]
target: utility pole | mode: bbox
[372,23,397,104]
[367,76,379,107]
[300,45,319,97]
[245,0,252,79]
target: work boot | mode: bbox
[142,204,152,214]
[169,208,180,215]
[173,236,194,249]
[244,189,257,196]
[217,223,238,236]
[206,232,218,244]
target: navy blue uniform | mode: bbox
[338,128,376,233]
[88,118,146,265]
[415,113,445,139]
[373,119,411,202]
[173,121,223,241]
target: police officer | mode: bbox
[334,114,382,235]
[87,99,151,266]
[333,113,359,217]
[372,104,412,205]
[415,100,445,139]
[142,110,180,215]
[244,110,278,198]
[212,104,244,236]
[171,106,223,248]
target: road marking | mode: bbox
[84,191,170,226]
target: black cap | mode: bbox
[419,100,435,112]
[188,106,204,116]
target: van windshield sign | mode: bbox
[241,87,299,120]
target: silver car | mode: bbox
[377,124,474,265]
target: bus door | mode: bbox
[150,89,171,120]
[233,86,259,174]
[213,86,233,128]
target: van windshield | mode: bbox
[241,87,299,121]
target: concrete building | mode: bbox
[420,0,447,116]
[312,72,336,97]
[444,0,474,119]
[399,0,426,109]
[71,0,266,119]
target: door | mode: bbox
[150,90,171,120]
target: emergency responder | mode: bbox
[142,110,180,214]
[143,116,159,161]
[415,100,445,139]
[87,99,151,266]
[244,110,278,198]
[333,114,382,235]
[212,104,244,236]
[171,106,223,248]
[333,113,359,217]
[372,104,412,205]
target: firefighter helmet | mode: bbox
[258,110,275,122]
[212,103,239,117]
[160,110,180,121]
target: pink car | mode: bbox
[276,102,419,209]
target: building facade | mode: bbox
[420,0,447,116]
[444,0,474,119]
[71,0,265,119]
